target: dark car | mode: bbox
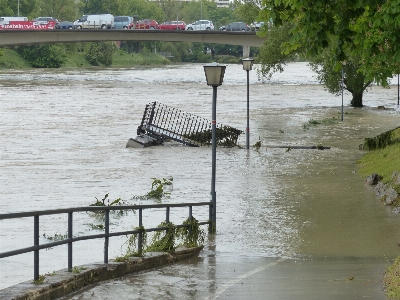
[159,21,186,31]
[219,22,250,32]
[55,21,74,29]
[135,19,159,30]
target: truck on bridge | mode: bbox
[74,14,114,29]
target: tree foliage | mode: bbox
[17,44,67,68]
[32,0,76,21]
[257,23,302,80]
[256,22,371,107]
[309,50,372,108]
[259,0,400,83]
[234,0,260,25]
[85,42,118,66]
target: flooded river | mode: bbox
[0,63,399,291]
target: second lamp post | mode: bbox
[242,58,254,149]
[203,62,226,233]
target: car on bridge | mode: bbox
[34,17,59,23]
[159,21,186,31]
[135,19,159,29]
[55,21,74,29]
[185,20,214,31]
[219,22,250,31]
[114,16,135,29]
[250,22,265,31]
[74,14,114,29]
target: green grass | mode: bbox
[357,143,400,183]
[384,256,400,300]
[358,129,400,299]
[62,52,92,68]
[112,52,170,66]
[0,48,30,69]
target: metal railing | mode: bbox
[137,101,243,147]
[0,202,212,281]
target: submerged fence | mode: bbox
[137,101,243,147]
[0,202,211,282]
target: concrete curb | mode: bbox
[0,246,203,300]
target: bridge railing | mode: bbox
[0,202,212,281]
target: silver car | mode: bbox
[185,20,214,31]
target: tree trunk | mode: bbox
[350,92,363,107]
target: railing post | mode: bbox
[166,206,170,223]
[68,212,73,271]
[104,210,109,264]
[209,203,213,233]
[34,215,39,281]
[189,206,193,238]
[138,208,143,255]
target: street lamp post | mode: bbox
[242,58,254,149]
[203,62,226,233]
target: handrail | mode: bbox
[0,202,212,281]
[0,202,210,219]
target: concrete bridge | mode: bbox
[0,30,265,57]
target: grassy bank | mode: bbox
[357,127,400,183]
[357,128,400,299]
[357,143,400,182]
[0,48,31,69]
[0,48,170,69]
[384,257,400,300]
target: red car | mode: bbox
[159,21,186,31]
[135,19,159,29]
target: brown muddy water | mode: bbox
[0,63,399,290]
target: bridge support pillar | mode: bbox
[242,45,250,58]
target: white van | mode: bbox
[74,14,114,29]
[0,17,28,23]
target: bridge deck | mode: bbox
[0,30,265,48]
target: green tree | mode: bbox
[159,0,183,22]
[259,0,400,84]
[257,23,371,107]
[32,0,76,21]
[125,0,164,22]
[0,0,14,16]
[233,0,260,25]
[257,23,301,80]
[7,0,36,17]
[17,44,67,68]
[85,42,118,66]
[309,52,372,108]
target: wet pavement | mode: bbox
[59,247,390,300]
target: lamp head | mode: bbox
[203,62,226,86]
[242,57,254,71]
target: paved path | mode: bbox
[59,244,389,300]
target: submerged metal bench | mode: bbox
[127,101,242,148]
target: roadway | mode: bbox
[0,30,265,48]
